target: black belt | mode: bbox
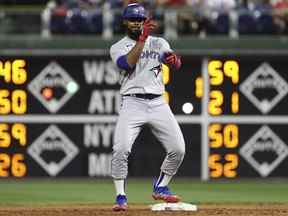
[124,94,161,100]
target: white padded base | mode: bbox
[150,202,197,211]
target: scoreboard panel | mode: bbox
[0,56,202,115]
[208,123,288,179]
[207,56,288,115]
[205,56,288,180]
[0,55,201,178]
[0,122,200,177]
[1,52,288,179]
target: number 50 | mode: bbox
[0,89,27,114]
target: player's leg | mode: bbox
[148,97,185,202]
[111,96,147,210]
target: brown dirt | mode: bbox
[0,203,287,216]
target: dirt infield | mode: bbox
[0,203,287,216]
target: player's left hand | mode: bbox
[162,52,182,70]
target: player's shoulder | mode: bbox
[110,36,127,48]
[110,36,134,51]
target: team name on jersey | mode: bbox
[140,50,160,61]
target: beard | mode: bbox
[127,28,142,41]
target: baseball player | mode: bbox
[109,3,185,211]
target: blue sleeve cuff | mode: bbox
[116,55,134,71]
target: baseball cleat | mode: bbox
[152,186,181,203]
[112,195,128,211]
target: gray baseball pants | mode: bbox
[111,95,185,179]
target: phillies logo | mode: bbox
[240,126,288,177]
[27,125,79,176]
[28,62,79,113]
[240,62,288,114]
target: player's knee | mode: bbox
[175,136,186,157]
[175,147,185,160]
[175,141,186,156]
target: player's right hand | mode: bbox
[138,17,156,43]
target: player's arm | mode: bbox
[117,18,156,72]
[125,42,145,68]
[116,42,145,72]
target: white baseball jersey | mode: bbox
[110,35,172,95]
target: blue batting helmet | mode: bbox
[122,3,147,20]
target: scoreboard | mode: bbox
[203,56,288,180]
[1,52,288,180]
